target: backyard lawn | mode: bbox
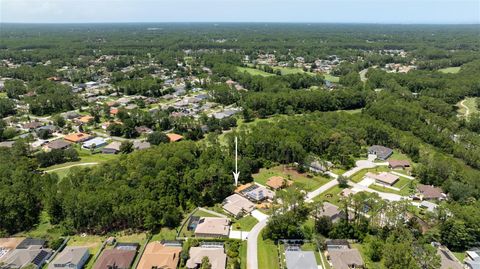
[151,228,177,241]
[253,165,331,191]
[387,151,414,162]
[232,215,258,231]
[312,185,346,206]
[258,236,279,269]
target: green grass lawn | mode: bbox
[0,92,7,98]
[438,66,461,74]
[272,66,314,76]
[312,185,346,206]
[387,151,413,162]
[392,177,411,189]
[193,209,222,218]
[16,211,64,242]
[68,235,105,269]
[452,251,465,262]
[151,228,177,241]
[258,235,280,269]
[350,166,391,183]
[232,215,258,231]
[253,165,331,191]
[44,147,120,172]
[237,66,275,77]
[352,243,383,269]
[323,73,340,83]
[240,241,247,269]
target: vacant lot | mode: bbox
[253,165,330,191]
[312,185,346,206]
[237,66,275,77]
[258,236,279,269]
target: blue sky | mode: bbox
[1,0,479,24]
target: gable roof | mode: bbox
[222,194,255,216]
[46,139,72,150]
[417,184,444,200]
[388,159,410,168]
[365,172,399,185]
[64,133,92,143]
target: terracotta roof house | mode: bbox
[368,145,393,160]
[136,242,181,269]
[93,249,136,269]
[64,133,92,143]
[48,247,89,269]
[46,139,72,150]
[365,172,399,186]
[167,133,183,142]
[186,247,226,269]
[101,141,122,154]
[110,108,119,116]
[266,176,292,190]
[328,249,364,269]
[416,184,446,200]
[388,160,410,169]
[194,217,230,238]
[222,194,255,217]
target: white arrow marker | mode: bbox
[233,136,240,186]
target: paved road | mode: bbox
[45,162,99,172]
[246,218,268,269]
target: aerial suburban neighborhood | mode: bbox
[1,1,480,269]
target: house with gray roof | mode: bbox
[0,248,52,269]
[285,249,318,269]
[48,247,89,269]
[368,145,393,160]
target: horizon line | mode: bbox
[1,21,479,25]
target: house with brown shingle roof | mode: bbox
[416,184,446,201]
[328,248,364,269]
[365,172,399,186]
[388,160,410,169]
[93,249,136,269]
[45,139,72,150]
[136,242,181,269]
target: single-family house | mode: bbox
[285,249,318,269]
[325,239,350,251]
[46,140,72,151]
[309,160,332,173]
[368,145,393,160]
[388,160,410,169]
[101,141,121,154]
[237,183,275,203]
[82,137,107,149]
[134,126,153,134]
[93,249,136,269]
[64,133,92,143]
[222,194,255,217]
[133,141,151,150]
[48,247,89,269]
[167,133,183,142]
[317,202,344,223]
[23,121,44,130]
[194,217,230,238]
[186,246,226,269]
[136,242,181,269]
[416,184,446,201]
[328,248,365,269]
[266,176,292,190]
[365,172,399,186]
[465,249,480,269]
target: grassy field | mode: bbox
[457,97,478,119]
[387,151,413,162]
[232,215,258,231]
[237,66,275,77]
[253,165,331,191]
[312,185,345,206]
[240,241,247,269]
[438,66,461,74]
[44,148,120,172]
[258,236,280,269]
